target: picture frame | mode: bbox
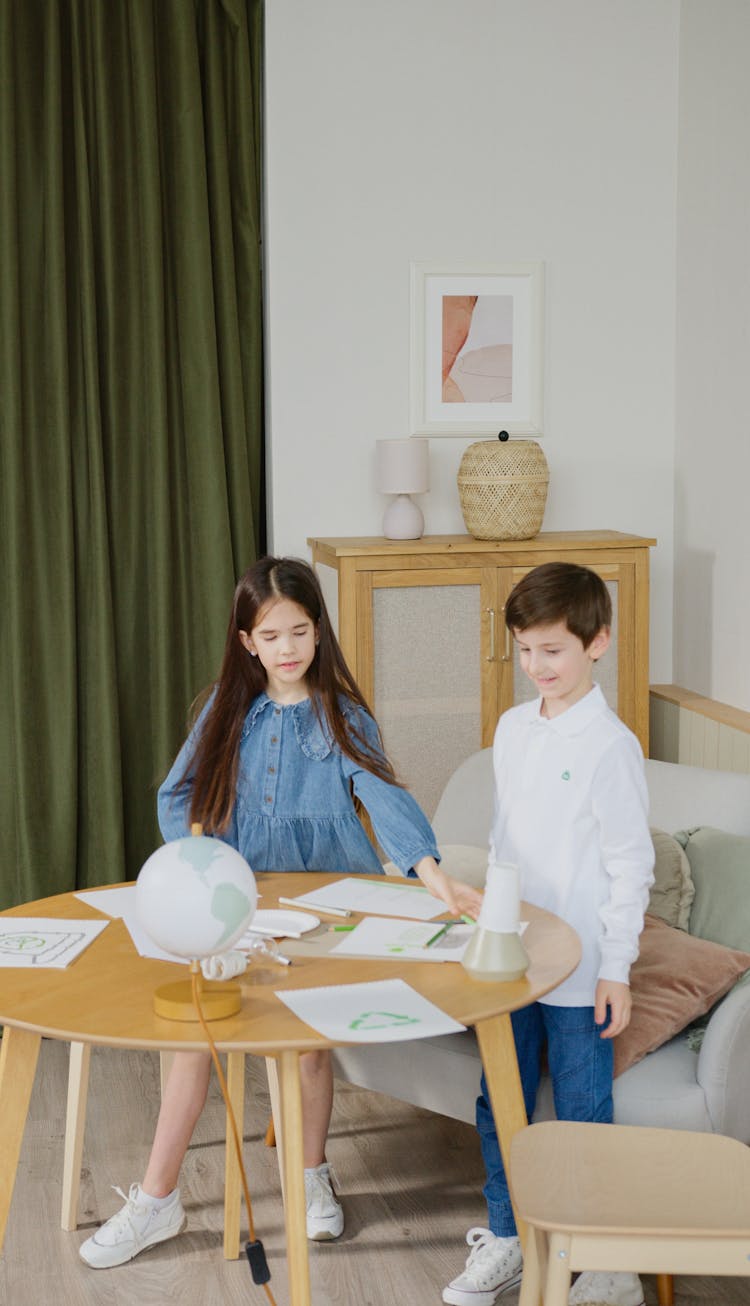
[410,261,544,437]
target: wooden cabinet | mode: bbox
[308,532,655,817]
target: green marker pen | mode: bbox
[425,921,454,947]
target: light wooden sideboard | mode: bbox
[308,532,655,817]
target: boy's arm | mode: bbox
[591,735,655,1007]
[489,711,512,865]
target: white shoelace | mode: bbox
[94,1185,145,1241]
[465,1227,518,1273]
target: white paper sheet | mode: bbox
[331,916,475,962]
[0,917,109,969]
[121,913,189,964]
[275,977,466,1042]
[75,885,138,918]
[282,877,445,921]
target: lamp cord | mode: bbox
[190,968,280,1306]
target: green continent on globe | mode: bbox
[179,838,222,875]
[211,883,252,948]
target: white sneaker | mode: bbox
[569,1271,645,1306]
[78,1183,186,1268]
[304,1162,344,1241]
[442,1229,523,1305]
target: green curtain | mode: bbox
[0,0,264,907]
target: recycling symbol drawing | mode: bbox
[349,1011,420,1031]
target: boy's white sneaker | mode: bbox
[78,1183,186,1268]
[569,1271,645,1306]
[304,1162,344,1240]
[442,1229,523,1305]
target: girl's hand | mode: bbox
[412,856,484,921]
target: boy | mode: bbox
[443,562,654,1306]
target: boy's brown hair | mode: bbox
[504,562,612,649]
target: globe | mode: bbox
[136,834,257,961]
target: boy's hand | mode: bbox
[412,856,484,920]
[595,979,631,1037]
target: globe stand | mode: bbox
[153,959,243,1022]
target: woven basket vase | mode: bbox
[457,439,549,541]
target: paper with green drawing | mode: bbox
[279,877,445,921]
[0,917,109,968]
[275,977,465,1042]
[330,915,475,961]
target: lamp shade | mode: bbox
[376,438,429,495]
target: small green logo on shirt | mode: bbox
[561,770,571,781]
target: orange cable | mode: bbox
[191,969,280,1306]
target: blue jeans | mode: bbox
[477,1002,614,1236]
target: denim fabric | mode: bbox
[477,1002,614,1236]
[158,692,439,876]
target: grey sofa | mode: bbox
[332,753,750,1142]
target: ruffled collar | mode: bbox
[243,692,335,760]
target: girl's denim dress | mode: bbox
[158,692,439,875]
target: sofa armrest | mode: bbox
[697,979,750,1141]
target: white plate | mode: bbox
[245,909,321,939]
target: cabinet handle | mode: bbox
[486,608,496,662]
[500,606,511,662]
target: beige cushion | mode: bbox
[383,844,488,889]
[613,913,750,1077]
[647,827,695,930]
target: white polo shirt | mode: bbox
[491,684,654,1007]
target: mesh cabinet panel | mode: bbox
[373,585,482,818]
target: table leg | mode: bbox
[223,1052,246,1260]
[265,1055,285,1203]
[0,1025,42,1251]
[278,1049,311,1306]
[61,1040,91,1230]
[475,1012,528,1246]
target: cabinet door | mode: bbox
[496,559,638,737]
[358,568,496,818]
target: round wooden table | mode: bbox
[0,873,580,1305]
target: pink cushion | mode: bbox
[613,914,750,1077]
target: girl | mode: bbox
[80,556,482,1269]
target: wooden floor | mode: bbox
[1,1039,748,1305]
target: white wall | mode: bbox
[264,0,679,680]
[673,0,750,712]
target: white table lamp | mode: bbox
[376,437,429,539]
[461,860,529,982]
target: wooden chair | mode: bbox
[61,1043,258,1259]
[509,1120,750,1306]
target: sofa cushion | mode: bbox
[674,826,750,952]
[613,913,750,1077]
[647,828,694,930]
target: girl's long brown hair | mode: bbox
[181,556,400,833]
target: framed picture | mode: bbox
[410,261,544,437]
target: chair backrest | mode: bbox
[431,747,750,846]
[431,748,494,846]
